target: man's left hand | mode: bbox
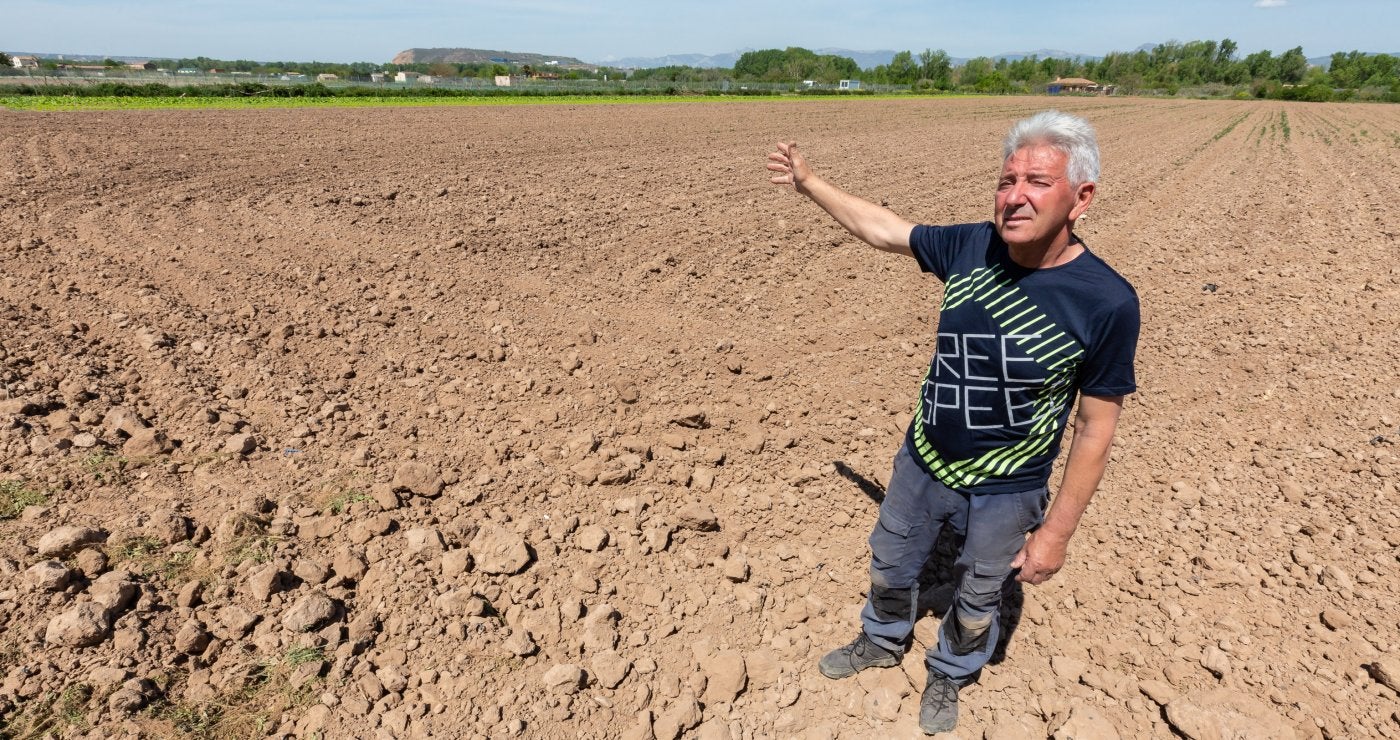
[1011,530,1066,585]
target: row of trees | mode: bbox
[731,48,861,83]
[699,41,1399,100]
[7,41,1398,101]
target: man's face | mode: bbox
[993,144,1093,250]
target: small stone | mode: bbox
[654,692,702,739]
[108,686,147,714]
[591,650,632,689]
[89,571,139,612]
[1052,705,1120,740]
[36,525,106,558]
[102,406,148,437]
[247,562,291,602]
[224,433,256,455]
[1200,646,1230,678]
[1164,688,1296,739]
[700,651,746,704]
[722,556,749,583]
[1368,658,1400,693]
[1320,608,1352,631]
[88,666,131,690]
[333,549,368,581]
[404,527,446,560]
[504,630,538,657]
[575,524,609,552]
[470,523,532,575]
[176,580,203,608]
[1137,679,1176,706]
[73,547,109,577]
[441,549,473,577]
[671,406,707,429]
[122,428,172,456]
[25,560,72,591]
[1320,565,1354,591]
[174,620,211,654]
[621,710,657,740]
[863,687,904,723]
[46,602,113,648]
[218,605,260,636]
[543,663,586,694]
[676,502,718,531]
[282,593,337,632]
[392,462,444,497]
[1051,655,1086,681]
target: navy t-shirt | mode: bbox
[904,222,1139,494]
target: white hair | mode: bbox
[1003,110,1100,187]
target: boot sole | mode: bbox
[818,655,899,680]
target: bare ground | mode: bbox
[1,96,1397,739]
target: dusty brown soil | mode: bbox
[1,97,1397,739]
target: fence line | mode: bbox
[0,69,907,94]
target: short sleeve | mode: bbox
[1077,295,1140,397]
[909,223,990,282]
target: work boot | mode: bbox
[919,670,960,734]
[817,633,900,679]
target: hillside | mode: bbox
[392,47,595,70]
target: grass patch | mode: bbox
[81,450,130,486]
[110,536,202,582]
[321,487,373,516]
[1280,110,1291,141]
[0,480,47,520]
[147,648,325,739]
[0,683,92,738]
[284,645,327,667]
[222,534,280,567]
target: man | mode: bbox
[766,110,1139,734]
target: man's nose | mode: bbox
[1003,182,1028,208]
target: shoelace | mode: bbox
[923,676,958,706]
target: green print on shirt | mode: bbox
[911,266,1084,489]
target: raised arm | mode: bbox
[767,141,915,257]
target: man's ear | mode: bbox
[1070,182,1096,221]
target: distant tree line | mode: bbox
[641,41,1400,101]
[7,41,1398,102]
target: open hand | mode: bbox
[766,141,814,192]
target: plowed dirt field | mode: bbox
[1,97,1398,739]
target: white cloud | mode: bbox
[1253,0,1288,7]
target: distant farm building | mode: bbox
[127,61,156,71]
[316,73,338,82]
[10,55,39,69]
[395,71,421,83]
[839,79,862,90]
[1047,77,1115,95]
[370,72,386,83]
[494,75,511,87]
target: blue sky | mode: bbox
[4,0,1395,63]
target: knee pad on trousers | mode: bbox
[870,584,914,624]
[943,610,992,656]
